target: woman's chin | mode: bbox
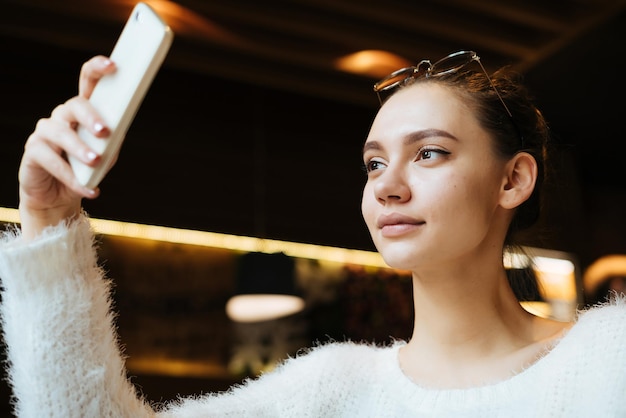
[379,249,418,271]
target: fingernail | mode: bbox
[86,150,98,162]
[93,122,110,137]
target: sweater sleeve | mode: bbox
[0,216,155,418]
[0,216,370,418]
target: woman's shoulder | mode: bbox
[238,339,403,401]
[566,295,626,350]
[291,339,403,364]
[576,294,626,327]
[270,339,403,379]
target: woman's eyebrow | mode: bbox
[362,141,381,154]
[363,129,458,154]
[403,129,458,146]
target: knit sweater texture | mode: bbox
[0,217,625,417]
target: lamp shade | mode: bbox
[226,252,305,322]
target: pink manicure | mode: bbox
[86,151,98,162]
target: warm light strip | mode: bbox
[0,207,20,224]
[0,206,579,287]
[0,207,388,268]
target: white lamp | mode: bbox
[226,252,305,323]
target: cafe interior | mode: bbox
[1,0,626,412]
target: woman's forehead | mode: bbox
[384,82,463,109]
[371,83,475,132]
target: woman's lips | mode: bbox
[377,213,425,237]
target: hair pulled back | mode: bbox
[394,64,551,301]
[402,66,551,244]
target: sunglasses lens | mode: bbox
[374,67,416,92]
[430,51,476,76]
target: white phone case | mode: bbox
[69,2,173,189]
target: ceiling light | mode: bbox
[334,50,412,79]
[226,252,305,323]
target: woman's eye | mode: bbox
[418,148,450,161]
[364,159,385,173]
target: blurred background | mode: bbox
[1,0,626,415]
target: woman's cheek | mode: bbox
[362,185,382,231]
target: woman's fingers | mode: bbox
[20,95,110,199]
[49,96,110,158]
[78,55,116,98]
[21,136,93,199]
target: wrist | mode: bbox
[18,204,81,241]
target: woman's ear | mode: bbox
[499,152,538,209]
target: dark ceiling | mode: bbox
[1,0,626,268]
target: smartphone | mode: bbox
[69,2,174,189]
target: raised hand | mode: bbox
[18,56,117,240]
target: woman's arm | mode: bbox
[0,216,155,417]
[0,217,334,417]
[0,55,157,417]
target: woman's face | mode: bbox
[361,82,510,271]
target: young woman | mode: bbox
[1,51,624,417]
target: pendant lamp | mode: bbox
[226,251,305,322]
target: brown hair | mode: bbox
[394,65,551,300]
[398,66,551,242]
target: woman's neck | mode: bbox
[409,263,526,349]
[400,263,571,389]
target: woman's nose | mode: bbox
[373,167,411,204]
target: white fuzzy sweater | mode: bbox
[0,217,625,417]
